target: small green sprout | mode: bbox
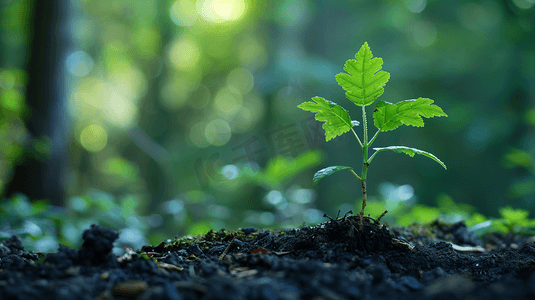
[298,42,447,229]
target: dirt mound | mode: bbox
[1,217,535,299]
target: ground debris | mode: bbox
[1,221,535,299]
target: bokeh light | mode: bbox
[187,85,211,109]
[275,0,311,28]
[106,60,147,102]
[238,36,267,70]
[103,92,138,129]
[66,51,93,77]
[512,0,535,9]
[405,0,427,13]
[197,0,247,23]
[466,119,491,149]
[204,118,232,146]
[80,124,108,152]
[457,2,501,34]
[213,86,243,117]
[226,67,254,94]
[231,93,264,133]
[161,75,200,110]
[207,204,231,218]
[70,77,106,113]
[0,70,16,89]
[168,37,201,71]
[102,157,139,182]
[189,121,210,148]
[131,27,161,59]
[1,89,23,113]
[221,164,239,179]
[170,0,198,27]
[412,20,437,47]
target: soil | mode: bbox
[1,214,535,300]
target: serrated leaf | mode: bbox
[335,42,390,107]
[298,97,353,141]
[313,166,353,186]
[372,146,447,169]
[373,98,448,132]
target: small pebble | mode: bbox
[112,281,148,298]
[241,227,258,235]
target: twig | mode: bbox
[377,210,388,222]
[219,233,236,261]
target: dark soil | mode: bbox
[1,215,535,300]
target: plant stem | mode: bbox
[359,106,369,230]
[350,169,362,181]
[362,106,368,148]
[369,129,380,146]
[359,180,367,228]
[351,128,363,148]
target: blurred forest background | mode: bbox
[1,0,535,252]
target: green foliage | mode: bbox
[465,206,535,237]
[502,148,535,198]
[137,253,152,260]
[297,97,355,141]
[334,42,390,107]
[0,194,62,252]
[397,204,441,226]
[493,206,535,235]
[360,200,388,219]
[356,194,535,238]
[312,166,353,186]
[367,193,535,238]
[201,150,324,229]
[265,151,323,184]
[502,148,532,169]
[298,42,447,220]
[0,192,152,252]
[373,98,447,132]
[370,146,446,170]
[0,68,33,191]
[188,220,213,236]
[367,191,471,227]
[244,150,323,189]
[2,0,533,241]
[464,212,488,228]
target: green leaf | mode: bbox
[313,166,353,186]
[335,42,390,107]
[371,146,447,169]
[264,150,323,184]
[298,97,353,141]
[373,98,448,132]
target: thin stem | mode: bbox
[351,128,363,148]
[361,106,369,181]
[360,181,367,218]
[368,150,378,164]
[377,210,388,222]
[359,106,369,230]
[350,169,362,181]
[368,129,381,147]
[362,106,368,147]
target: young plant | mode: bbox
[298,42,447,229]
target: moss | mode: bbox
[162,228,271,252]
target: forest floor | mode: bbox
[1,214,535,300]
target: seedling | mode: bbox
[298,42,447,229]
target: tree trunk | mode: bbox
[4,0,72,206]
